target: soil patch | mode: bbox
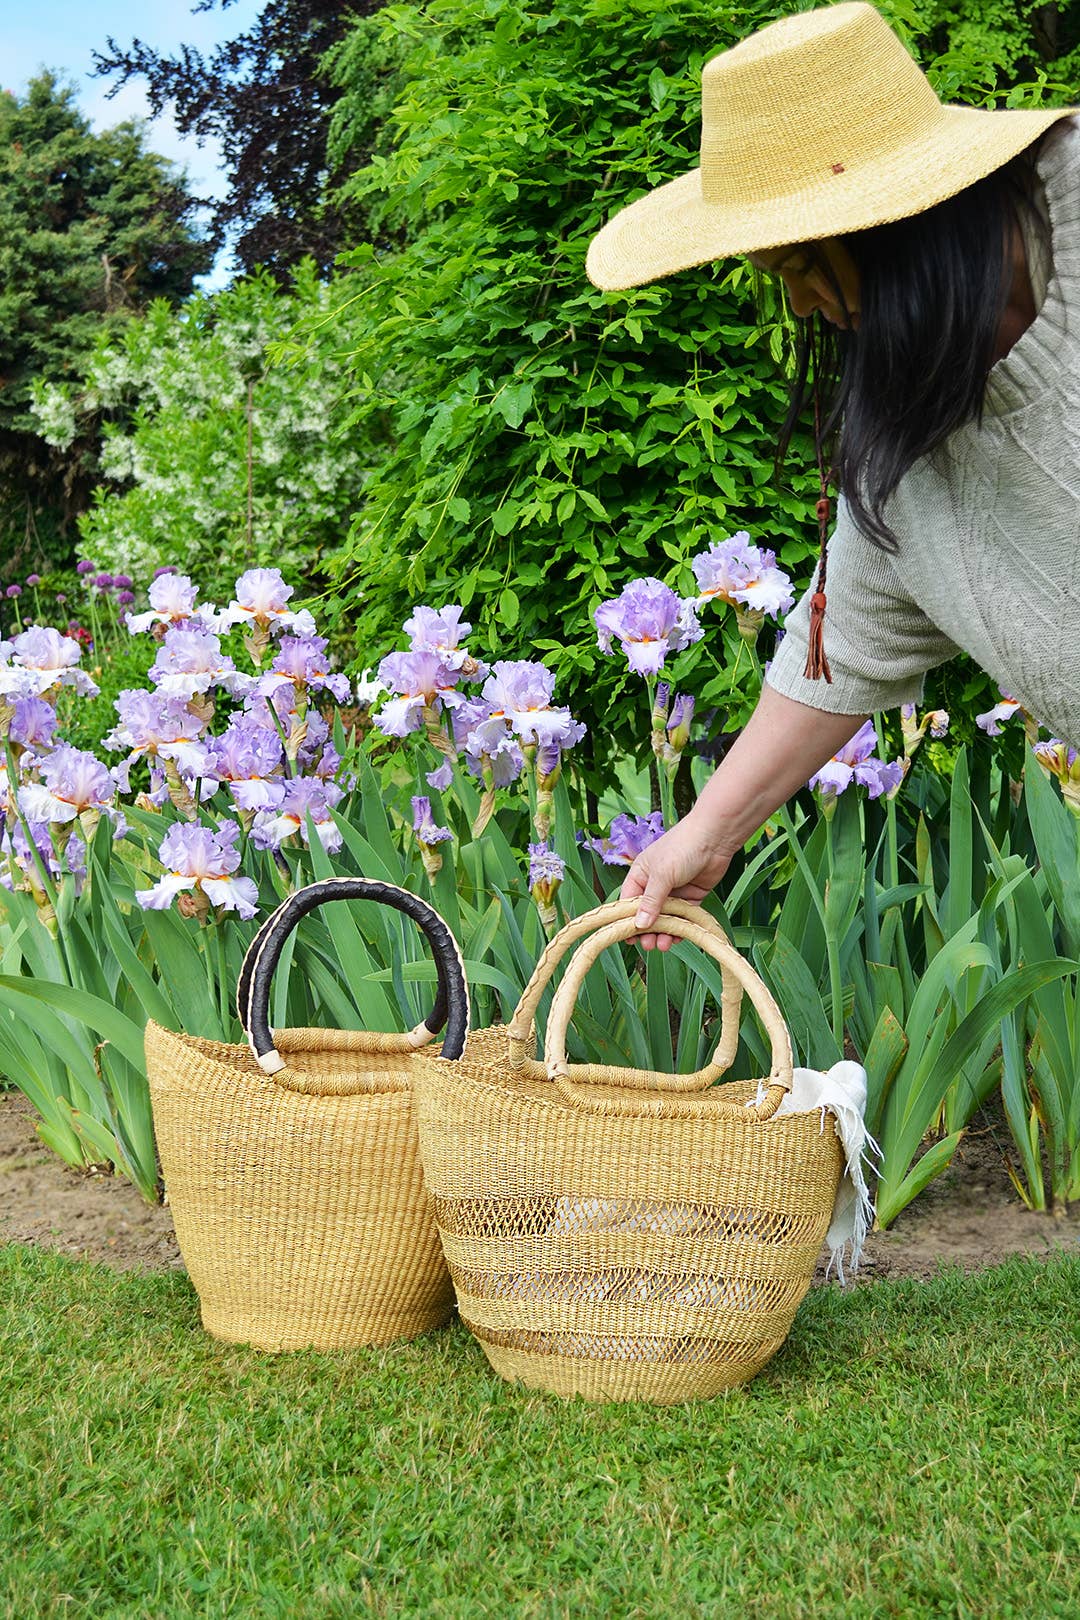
[1,1090,1077,1282]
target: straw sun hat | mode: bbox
[586,1,1075,292]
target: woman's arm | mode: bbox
[620,684,868,948]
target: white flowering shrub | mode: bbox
[31,263,373,597]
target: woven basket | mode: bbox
[146,877,468,1351]
[414,899,843,1403]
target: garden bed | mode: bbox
[3,1089,1075,1283]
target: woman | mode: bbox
[585,1,1078,947]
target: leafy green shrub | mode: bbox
[321,0,1077,777]
[31,265,373,601]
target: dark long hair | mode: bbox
[775,142,1048,551]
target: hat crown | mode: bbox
[700,2,943,207]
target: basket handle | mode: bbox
[506,896,743,1091]
[544,912,793,1120]
[238,877,469,1075]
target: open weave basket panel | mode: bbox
[413,1034,842,1402]
[146,1021,453,1351]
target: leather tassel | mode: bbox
[803,387,834,684]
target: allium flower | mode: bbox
[976,695,1023,735]
[2,627,98,698]
[692,533,795,619]
[19,745,125,832]
[584,811,666,866]
[403,604,485,675]
[809,721,904,801]
[480,660,586,750]
[374,650,465,738]
[55,594,67,605]
[152,564,177,579]
[105,690,210,775]
[256,635,351,703]
[75,559,95,576]
[220,568,315,637]
[136,820,258,919]
[116,590,135,607]
[126,571,204,634]
[112,574,133,590]
[25,574,40,588]
[94,573,114,592]
[5,585,21,600]
[251,778,344,852]
[594,579,702,675]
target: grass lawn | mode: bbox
[2,1244,1078,1619]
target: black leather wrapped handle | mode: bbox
[237,877,469,1074]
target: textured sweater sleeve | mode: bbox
[765,495,962,715]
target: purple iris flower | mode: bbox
[136,820,258,919]
[403,605,484,674]
[691,533,795,618]
[150,628,251,699]
[2,627,98,698]
[126,572,202,635]
[584,811,666,866]
[8,696,58,754]
[411,795,453,845]
[594,579,702,675]
[480,660,586,750]
[221,568,315,637]
[19,745,126,832]
[808,721,904,800]
[461,713,526,786]
[105,689,210,775]
[206,721,286,812]
[975,695,1022,735]
[251,778,344,852]
[374,649,465,738]
[426,759,454,792]
[528,842,565,892]
[256,635,352,703]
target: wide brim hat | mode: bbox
[587,2,1076,291]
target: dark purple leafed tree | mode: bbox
[94,0,386,280]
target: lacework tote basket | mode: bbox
[145,877,467,1352]
[414,899,844,1403]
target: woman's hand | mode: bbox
[618,684,869,950]
[619,813,736,950]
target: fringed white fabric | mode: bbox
[757,1060,878,1283]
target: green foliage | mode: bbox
[33,266,373,599]
[0,74,209,576]
[320,0,1075,770]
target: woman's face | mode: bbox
[746,238,861,329]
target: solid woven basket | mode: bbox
[146,876,468,1351]
[413,899,843,1403]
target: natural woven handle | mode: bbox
[545,912,793,1120]
[506,896,743,1091]
[238,877,469,1077]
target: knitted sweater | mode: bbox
[766,115,1080,743]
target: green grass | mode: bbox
[2,1246,1079,1619]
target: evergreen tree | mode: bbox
[0,73,210,575]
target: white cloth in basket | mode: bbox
[766,1059,878,1284]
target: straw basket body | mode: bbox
[146,877,468,1352]
[414,901,843,1403]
